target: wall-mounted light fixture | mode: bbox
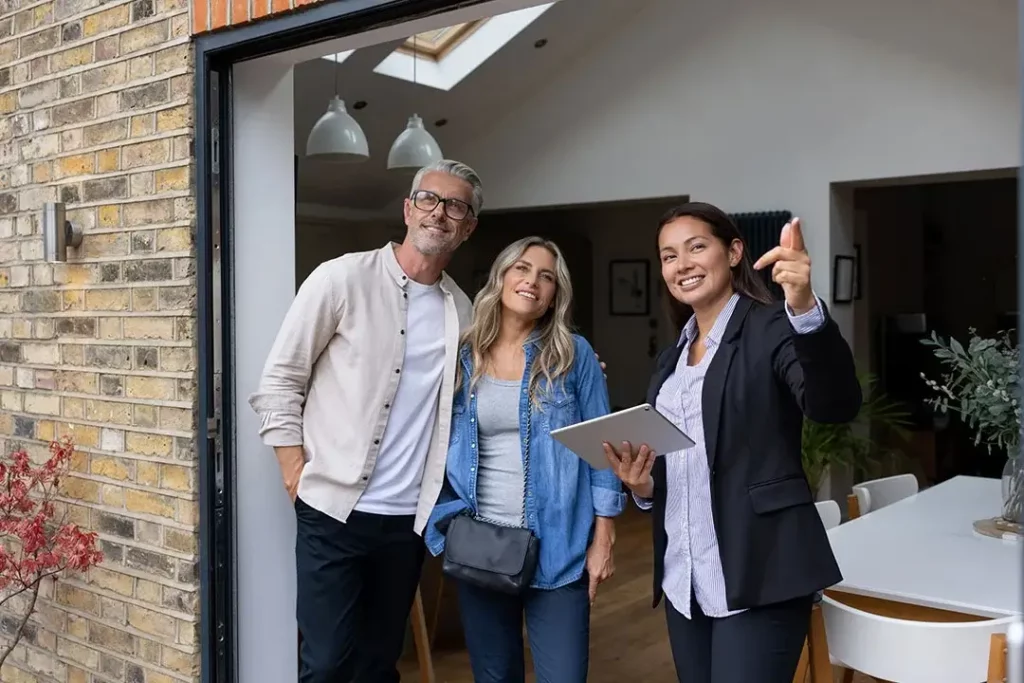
[42,202,82,262]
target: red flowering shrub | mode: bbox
[0,437,103,668]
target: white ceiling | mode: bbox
[292,0,648,219]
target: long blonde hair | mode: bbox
[459,236,576,404]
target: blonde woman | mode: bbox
[425,236,626,683]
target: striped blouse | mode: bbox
[636,293,824,619]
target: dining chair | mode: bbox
[792,500,851,683]
[815,500,841,531]
[847,473,919,520]
[820,594,1014,682]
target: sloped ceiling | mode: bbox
[291,0,650,218]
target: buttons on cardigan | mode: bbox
[374,439,380,445]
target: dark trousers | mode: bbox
[455,577,591,683]
[295,498,425,683]
[665,591,812,683]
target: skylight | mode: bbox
[373,3,554,91]
[399,22,483,61]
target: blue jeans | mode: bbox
[456,578,590,683]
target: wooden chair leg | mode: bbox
[841,668,855,683]
[792,640,810,683]
[806,604,831,683]
[410,587,435,683]
[989,633,1008,683]
[847,493,861,520]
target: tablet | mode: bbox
[550,403,694,470]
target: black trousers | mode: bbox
[295,497,425,683]
[665,591,813,683]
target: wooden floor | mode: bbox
[398,506,869,682]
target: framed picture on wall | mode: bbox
[832,255,855,304]
[609,259,650,316]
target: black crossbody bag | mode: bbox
[441,399,539,595]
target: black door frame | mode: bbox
[194,0,1024,680]
[192,2,486,682]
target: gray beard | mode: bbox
[411,228,460,255]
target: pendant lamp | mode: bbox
[387,113,442,170]
[306,54,369,163]
[388,36,443,171]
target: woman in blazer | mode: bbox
[604,202,861,683]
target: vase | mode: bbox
[1001,457,1024,525]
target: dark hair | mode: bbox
[656,201,773,333]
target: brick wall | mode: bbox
[191,0,321,34]
[0,0,198,678]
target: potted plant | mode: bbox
[802,372,911,498]
[920,329,1022,524]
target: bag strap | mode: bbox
[520,387,531,528]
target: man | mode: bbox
[248,160,481,682]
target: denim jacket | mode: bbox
[425,333,627,590]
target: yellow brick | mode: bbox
[161,464,190,491]
[54,153,95,179]
[84,288,130,311]
[58,370,99,394]
[63,397,85,419]
[101,483,124,506]
[91,455,131,480]
[24,392,60,415]
[137,460,160,486]
[68,667,88,683]
[125,376,175,400]
[156,105,189,132]
[159,406,191,430]
[83,4,129,36]
[32,162,51,183]
[0,92,16,114]
[155,167,188,192]
[91,567,134,597]
[156,226,191,251]
[68,424,100,449]
[35,420,54,441]
[163,647,197,676]
[99,317,121,339]
[85,399,132,425]
[125,488,175,518]
[97,149,119,173]
[67,614,89,639]
[98,204,120,226]
[62,476,101,504]
[123,317,175,340]
[125,432,172,457]
[136,579,161,603]
[52,45,94,71]
[63,290,84,310]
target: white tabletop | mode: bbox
[827,475,1022,618]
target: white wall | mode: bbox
[232,61,298,683]
[459,0,1020,334]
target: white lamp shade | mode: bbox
[306,96,369,162]
[387,114,442,171]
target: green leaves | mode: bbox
[802,372,912,492]
[920,328,1020,456]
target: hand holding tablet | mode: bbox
[550,403,693,471]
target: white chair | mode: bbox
[849,473,919,518]
[820,594,1013,682]
[815,500,841,531]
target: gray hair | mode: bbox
[410,159,484,216]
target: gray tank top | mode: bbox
[475,375,525,527]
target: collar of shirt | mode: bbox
[676,292,742,350]
[382,241,458,295]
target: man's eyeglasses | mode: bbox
[410,190,474,221]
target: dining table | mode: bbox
[826,474,1022,619]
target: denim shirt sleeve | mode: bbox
[786,293,826,334]
[574,337,627,518]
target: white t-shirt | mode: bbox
[355,278,446,515]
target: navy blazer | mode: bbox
[644,295,862,611]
